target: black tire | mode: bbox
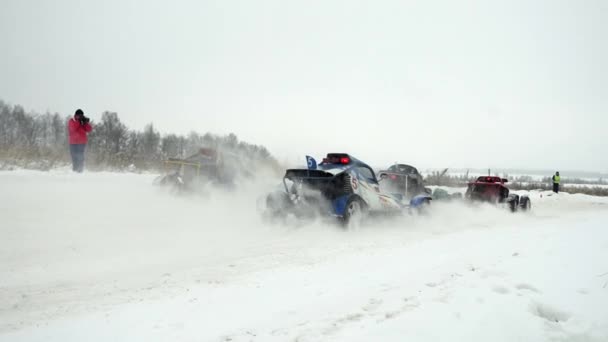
[520,197,531,211]
[343,197,366,229]
[157,173,185,193]
[507,194,519,212]
[266,192,291,219]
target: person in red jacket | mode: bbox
[68,109,93,172]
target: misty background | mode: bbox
[1,0,606,171]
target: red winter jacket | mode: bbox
[68,118,93,144]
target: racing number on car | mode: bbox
[351,175,358,190]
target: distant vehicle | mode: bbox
[377,164,431,199]
[431,188,463,201]
[156,148,246,191]
[263,153,432,227]
[465,176,531,212]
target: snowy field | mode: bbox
[2,170,608,342]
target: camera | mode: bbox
[80,116,90,125]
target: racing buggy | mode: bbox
[263,153,432,227]
[156,148,244,192]
[465,176,531,212]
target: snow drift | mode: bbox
[1,170,607,341]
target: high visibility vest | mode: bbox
[553,175,560,184]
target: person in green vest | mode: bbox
[552,171,561,193]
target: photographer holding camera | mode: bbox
[68,109,93,173]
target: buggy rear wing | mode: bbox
[164,159,203,167]
[162,159,204,177]
[282,169,335,194]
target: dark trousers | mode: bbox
[69,144,86,173]
[553,183,559,193]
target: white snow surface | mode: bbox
[1,170,608,342]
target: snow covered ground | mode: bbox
[1,170,608,342]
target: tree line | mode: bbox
[0,100,279,172]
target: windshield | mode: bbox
[389,164,418,174]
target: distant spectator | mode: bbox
[552,171,560,193]
[67,109,92,173]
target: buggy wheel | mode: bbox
[520,197,531,211]
[509,200,517,212]
[343,198,365,229]
[508,195,519,212]
[265,192,291,220]
[157,173,185,193]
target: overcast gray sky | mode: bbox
[1,0,607,171]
